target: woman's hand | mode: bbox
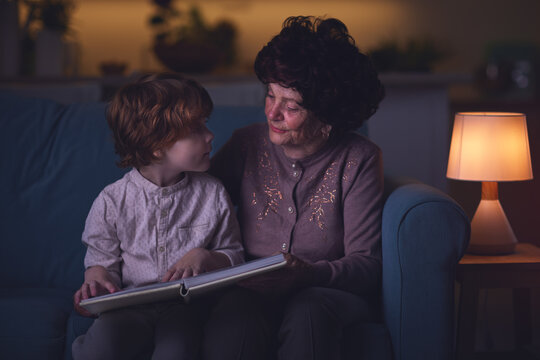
[73,266,120,317]
[161,248,231,282]
[239,253,315,293]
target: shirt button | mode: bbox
[161,210,168,217]
[162,189,168,196]
[287,206,294,214]
[281,243,287,250]
[159,246,165,253]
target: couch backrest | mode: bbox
[0,92,266,290]
[0,93,125,290]
[207,105,267,153]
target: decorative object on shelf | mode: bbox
[99,61,128,76]
[1,1,21,77]
[368,37,448,73]
[35,29,64,76]
[21,0,76,77]
[475,42,540,99]
[148,0,237,73]
[447,112,533,255]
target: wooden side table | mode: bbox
[455,243,540,360]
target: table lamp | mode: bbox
[447,112,533,255]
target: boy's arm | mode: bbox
[74,192,123,316]
[73,265,121,317]
[161,184,244,282]
[80,266,121,298]
[81,192,123,287]
[161,248,231,282]
[209,184,244,265]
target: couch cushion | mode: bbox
[0,287,73,359]
[0,92,126,290]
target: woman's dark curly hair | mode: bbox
[254,16,385,136]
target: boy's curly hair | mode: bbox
[254,16,385,136]
[107,73,213,168]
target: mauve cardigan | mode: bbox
[210,123,383,295]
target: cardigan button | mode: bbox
[281,243,287,250]
[287,206,294,214]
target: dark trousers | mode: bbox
[72,301,205,360]
[202,286,377,360]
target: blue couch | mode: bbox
[0,91,469,360]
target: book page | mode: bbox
[79,253,287,314]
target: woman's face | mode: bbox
[265,83,329,159]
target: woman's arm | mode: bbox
[311,150,384,295]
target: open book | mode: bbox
[79,253,287,315]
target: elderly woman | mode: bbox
[203,16,385,360]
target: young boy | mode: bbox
[72,74,243,359]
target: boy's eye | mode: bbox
[192,122,207,133]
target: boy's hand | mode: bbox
[73,266,120,317]
[161,248,231,282]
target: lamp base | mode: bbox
[468,197,517,255]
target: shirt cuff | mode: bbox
[214,249,244,266]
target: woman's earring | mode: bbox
[321,125,332,139]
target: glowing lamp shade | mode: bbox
[447,112,533,254]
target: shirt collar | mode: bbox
[128,168,189,195]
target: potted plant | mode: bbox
[149,0,237,73]
[21,0,75,76]
[368,37,447,73]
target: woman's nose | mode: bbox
[266,102,282,121]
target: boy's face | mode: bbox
[159,119,214,173]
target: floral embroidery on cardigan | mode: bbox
[247,137,283,231]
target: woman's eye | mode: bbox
[287,107,299,112]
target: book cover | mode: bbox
[79,253,287,315]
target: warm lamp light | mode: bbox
[447,112,533,255]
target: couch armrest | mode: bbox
[381,183,470,360]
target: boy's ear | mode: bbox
[153,149,163,159]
